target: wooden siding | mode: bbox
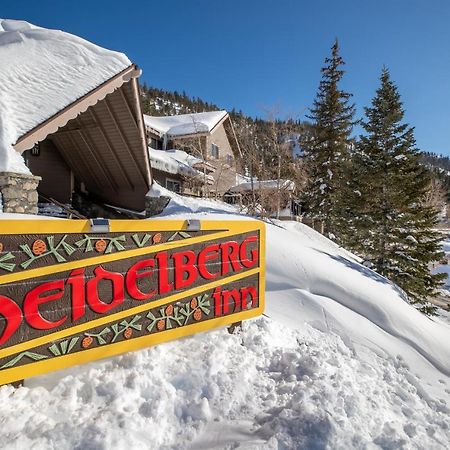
[207,122,238,195]
[47,81,150,211]
[26,139,73,204]
[152,169,183,191]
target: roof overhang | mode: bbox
[14,64,142,153]
[14,64,152,211]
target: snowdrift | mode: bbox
[0,190,449,449]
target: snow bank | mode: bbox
[229,179,296,193]
[148,148,214,183]
[0,19,131,174]
[147,182,237,216]
[144,111,227,138]
[148,148,201,178]
[0,191,449,448]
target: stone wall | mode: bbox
[0,172,40,215]
[145,194,170,217]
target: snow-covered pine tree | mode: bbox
[357,68,445,313]
[302,40,356,239]
[334,141,370,252]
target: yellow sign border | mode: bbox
[0,219,265,385]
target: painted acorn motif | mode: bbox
[156,319,165,331]
[81,336,93,348]
[165,304,174,316]
[95,239,107,253]
[0,242,4,253]
[190,298,198,309]
[193,309,202,321]
[32,239,47,256]
[153,233,162,244]
[124,328,133,339]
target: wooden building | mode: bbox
[144,111,241,196]
[0,19,151,216]
[18,65,151,212]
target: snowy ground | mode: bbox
[0,188,450,449]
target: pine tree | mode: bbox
[356,67,444,313]
[302,39,356,238]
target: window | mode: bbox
[166,178,181,193]
[225,154,233,166]
[211,143,219,159]
[31,143,40,156]
[150,137,163,150]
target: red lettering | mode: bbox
[222,289,241,314]
[212,285,258,317]
[0,232,260,346]
[0,295,22,346]
[220,241,242,275]
[240,286,258,309]
[67,268,86,322]
[172,250,198,289]
[213,286,223,316]
[87,266,124,314]
[198,244,220,280]
[23,280,67,330]
[126,258,157,300]
[156,252,173,294]
[240,236,259,269]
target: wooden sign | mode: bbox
[0,219,265,385]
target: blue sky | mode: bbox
[3,0,450,154]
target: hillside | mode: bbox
[141,86,450,198]
[141,84,222,117]
[1,186,449,449]
[140,85,307,182]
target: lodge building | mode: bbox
[0,19,151,217]
[0,19,246,218]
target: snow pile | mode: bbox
[147,182,237,216]
[148,148,214,183]
[148,148,201,178]
[162,149,205,168]
[229,179,295,193]
[1,189,450,448]
[0,19,131,174]
[144,111,227,138]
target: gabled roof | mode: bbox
[0,18,131,173]
[144,111,228,138]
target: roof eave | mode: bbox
[14,64,142,153]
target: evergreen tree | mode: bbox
[356,68,444,313]
[302,39,356,238]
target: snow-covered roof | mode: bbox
[148,147,214,183]
[162,148,204,168]
[228,179,295,193]
[144,111,228,138]
[149,148,199,178]
[0,19,132,174]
